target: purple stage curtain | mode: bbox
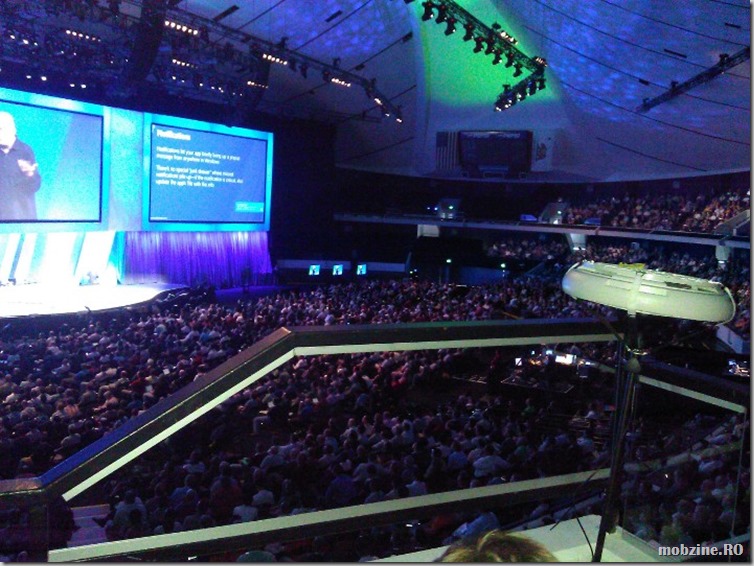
[122,231,272,287]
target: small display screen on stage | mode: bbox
[0,90,104,225]
[332,264,343,276]
[145,114,272,231]
[555,353,576,365]
[308,265,320,276]
[356,264,367,275]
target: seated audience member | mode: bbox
[437,529,557,562]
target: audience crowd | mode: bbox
[0,278,618,483]
[623,412,749,548]
[487,238,750,339]
[0,236,748,560]
[561,187,749,233]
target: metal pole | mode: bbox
[593,315,638,561]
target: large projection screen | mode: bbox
[144,114,273,232]
[0,87,105,227]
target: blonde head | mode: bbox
[438,530,557,563]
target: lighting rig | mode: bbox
[0,0,403,123]
[415,0,547,111]
[223,24,404,122]
[156,3,403,122]
[638,46,750,112]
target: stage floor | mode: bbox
[0,283,185,318]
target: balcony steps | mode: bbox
[68,504,109,547]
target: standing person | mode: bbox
[0,111,41,220]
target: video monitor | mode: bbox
[144,113,272,231]
[308,264,320,276]
[356,263,367,276]
[0,88,104,226]
[555,353,576,366]
[332,264,343,276]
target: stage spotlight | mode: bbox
[528,80,537,95]
[513,62,523,77]
[444,18,456,35]
[473,37,485,53]
[492,50,502,65]
[462,23,474,41]
[505,52,515,67]
[485,39,495,55]
[537,77,546,90]
[421,1,435,21]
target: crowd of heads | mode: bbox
[0,277,620,487]
[562,187,749,233]
[486,237,750,339]
[623,412,749,547]
[98,355,607,544]
[0,232,747,559]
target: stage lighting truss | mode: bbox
[330,77,352,88]
[415,0,547,111]
[2,0,403,123]
[167,17,404,122]
[494,75,545,112]
[65,29,102,43]
[262,53,288,66]
[171,58,197,69]
[164,19,199,36]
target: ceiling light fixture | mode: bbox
[435,5,448,23]
[421,2,435,21]
[462,23,474,41]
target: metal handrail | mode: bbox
[0,318,622,559]
[49,469,611,562]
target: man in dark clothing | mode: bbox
[0,111,41,221]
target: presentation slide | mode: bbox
[148,119,271,226]
[0,87,271,234]
[0,95,103,223]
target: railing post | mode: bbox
[27,496,50,562]
[0,482,48,562]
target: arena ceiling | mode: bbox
[2,0,751,180]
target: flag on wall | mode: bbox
[531,130,555,172]
[435,131,460,173]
